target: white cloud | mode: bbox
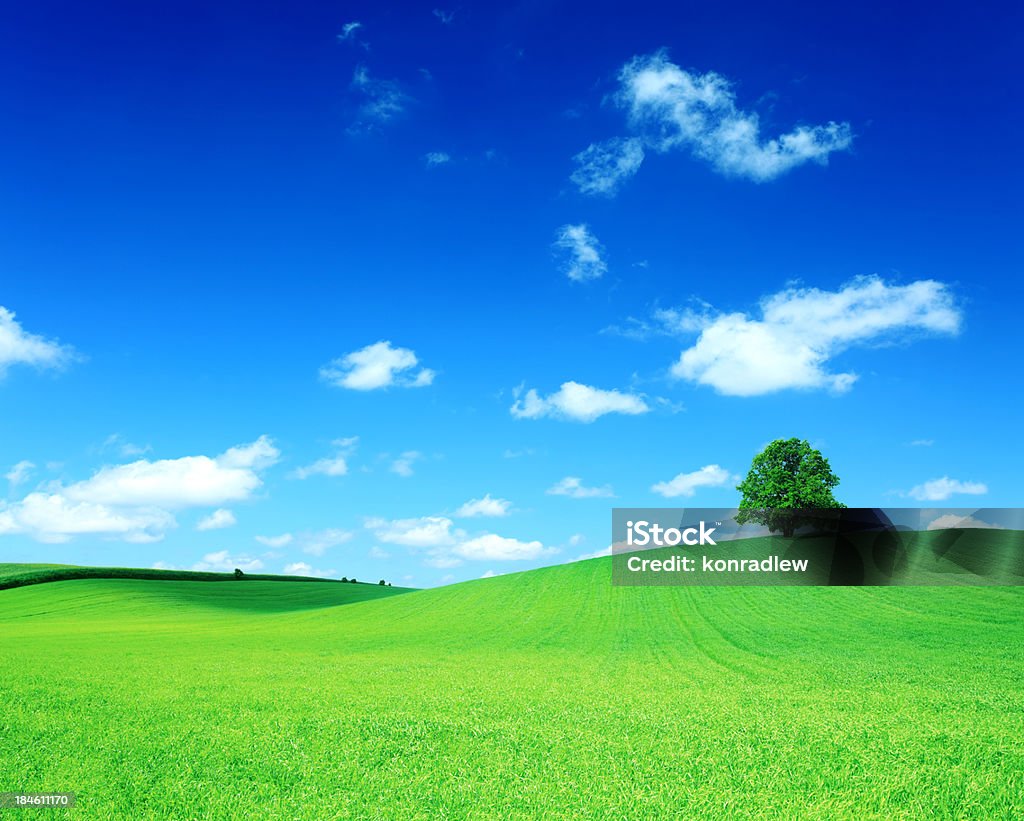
[926,513,1003,531]
[671,276,961,396]
[368,546,391,560]
[0,307,76,377]
[570,138,645,196]
[0,436,277,544]
[297,528,354,557]
[290,437,358,480]
[575,51,852,193]
[390,451,422,478]
[480,569,501,578]
[908,477,988,502]
[432,8,454,24]
[651,464,736,498]
[0,493,174,544]
[337,21,363,42]
[283,562,338,578]
[193,551,263,573]
[5,460,35,486]
[453,533,554,561]
[63,435,279,508]
[349,66,408,130]
[424,151,451,166]
[455,494,512,518]
[908,439,935,447]
[366,515,548,565]
[554,224,607,282]
[511,381,649,423]
[102,434,151,458]
[196,508,237,531]
[367,515,457,547]
[546,476,614,499]
[568,545,613,562]
[320,341,434,391]
[255,533,293,548]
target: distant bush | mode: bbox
[341,577,349,583]
[378,579,386,586]
[350,578,357,584]
[234,568,244,579]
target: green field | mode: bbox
[2,554,1023,819]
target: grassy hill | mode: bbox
[1,550,1022,819]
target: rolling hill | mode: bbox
[1,550,1022,819]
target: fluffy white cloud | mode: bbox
[193,551,263,573]
[5,460,35,486]
[320,341,434,391]
[511,381,648,423]
[365,515,549,565]
[546,476,614,499]
[671,276,960,396]
[554,224,607,282]
[455,494,512,518]
[424,151,451,166]
[255,533,293,548]
[651,464,735,498]
[283,562,338,578]
[63,435,279,508]
[908,477,988,502]
[367,515,456,547]
[0,493,174,544]
[926,513,1003,531]
[290,437,358,480]
[570,138,645,196]
[453,533,554,561]
[196,508,237,531]
[574,51,851,193]
[0,307,76,377]
[349,66,408,130]
[390,451,422,477]
[0,436,277,543]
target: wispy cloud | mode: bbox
[546,476,614,499]
[290,437,359,480]
[390,451,422,478]
[671,276,960,396]
[907,477,987,502]
[320,341,434,391]
[5,460,35,487]
[651,464,736,498]
[424,151,451,167]
[572,50,852,194]
[432,9,454,25]
[570,138,645,197]
[0,306,76,378]
[511,381,648,423]
[349,66,409,131]
[554,224,607,282]
[337,21,366,47]
[255,533,293,548]
[193,550,263,573]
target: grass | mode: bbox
[0,563,399,591]
[1,551,1023,819]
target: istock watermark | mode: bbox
[611,508,1024,586]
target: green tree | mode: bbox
[735,438,844,537]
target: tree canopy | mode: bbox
[736,438,844,536]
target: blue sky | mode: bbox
[1,0,1021,585]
